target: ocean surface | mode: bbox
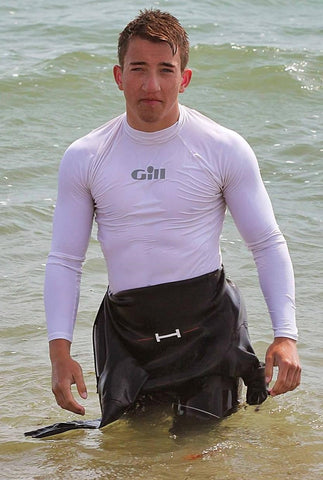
[1,0,322,478]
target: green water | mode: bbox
[0,0,322,478]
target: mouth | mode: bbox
[140,98,162,106]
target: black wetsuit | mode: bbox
[26,268,267,438]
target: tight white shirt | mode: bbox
[45,105,297,342]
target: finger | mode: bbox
[269,358,291,395]
[74,368,88,400]
[265,352,274,385]
[60,388,86,415]
[286,363,302,392]
[53,381,85,415]
[270,374,288,396]
[270,362,301,396]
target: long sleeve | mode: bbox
[44,143,95,341]
[222,135,297,339]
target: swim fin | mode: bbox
[24,419,100,438]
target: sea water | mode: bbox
[0,0,322,478]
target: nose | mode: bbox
[142,72,161,93]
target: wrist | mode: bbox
[273,337,297,344]
[49,338,72,363]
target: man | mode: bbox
[45,10,300,428]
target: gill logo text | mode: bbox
[131,166,166,180]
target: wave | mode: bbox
[190,43,322,93]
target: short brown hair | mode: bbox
[118,9,189,71]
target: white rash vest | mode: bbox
[45,105,297,342]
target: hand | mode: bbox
[49,339,87,415]
[265,337,301,396]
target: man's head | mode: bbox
[118,9,190,72]
[114,10,192,132]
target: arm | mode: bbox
[45,142,95,413]
[222,134,301,395]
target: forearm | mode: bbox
[44,261,82,342]
[252,239,297,340]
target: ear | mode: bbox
[179,68,192,93]
[113,65,123,91]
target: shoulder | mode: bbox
[63,114,125,163]
[58,114,125,186]
[180,105,257,168]
[181,105,251,151]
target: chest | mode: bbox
[90,140,223,223]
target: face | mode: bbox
[113,37,192,132]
